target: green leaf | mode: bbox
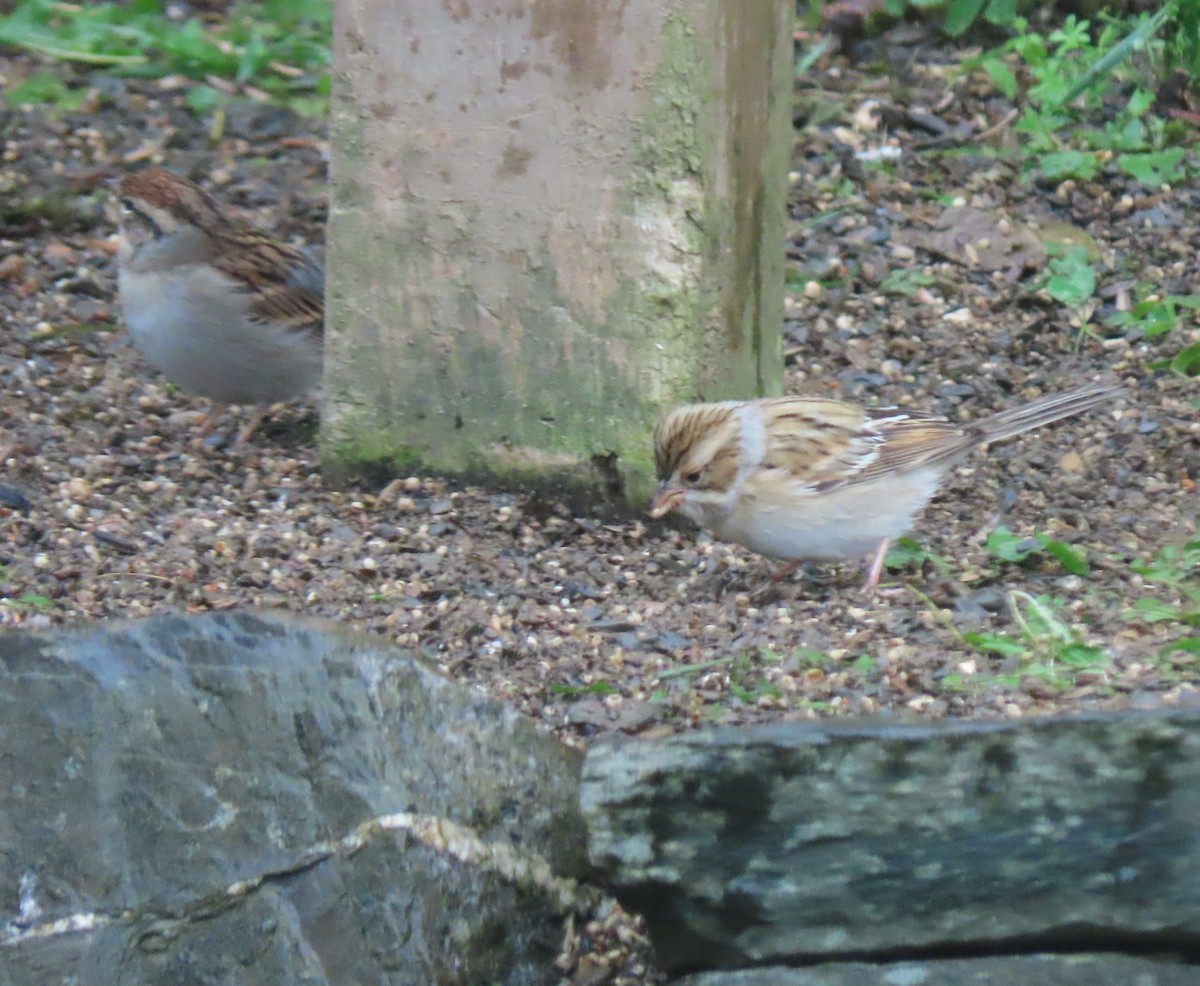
[1108,296,1187,339]
[1143,301,1182,338]
[880,268,935,297]
[1093,115,1150,153]
[886,536,952,574]
[4,72,85,109]
[944,0,989,36]
[1119,148,1187,186]
[1044,245,1097,309]
[1034,534,1090,576]
[1009,29,1048,66]
[939,673,965,691]
[849,654,876,675]
[1169,341,1200,376]
[983,57,1018,100]
[1131,536,1200,585]
[1039,150,1100,181]
[983,0,1018,28]
[1049,14,1092,52]
[1133,598,1182,622]
[184,84,221,112]
[1057,642,1106,668]
[963,632,1029,658]
[790,648,830,668]
[1125,88,1155,117]
[985,526,1039,563]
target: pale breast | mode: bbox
[709,467,945,562]
[118,264,321,406]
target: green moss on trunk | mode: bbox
[323,0,788,511]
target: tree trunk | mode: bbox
[324,0,790,507]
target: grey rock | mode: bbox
[675,954,1200,986]
[1131,205,1174,228]
[652,631,690,653]
[583,712,1200,973]
[0,611,587,985]
[0,483,31,513]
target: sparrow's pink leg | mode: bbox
[236,406,270,444]
[863,537,891,590]
[197,403,229,438]
[771,561,799,583]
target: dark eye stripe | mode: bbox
[121,199,164,239]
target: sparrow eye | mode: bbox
[683,469,702,485]
[119,197,135,214]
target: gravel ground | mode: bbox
[2,24,1199,983]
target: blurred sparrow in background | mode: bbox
[650,380,1123,589]
[115,167,323,442]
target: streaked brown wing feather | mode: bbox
[756,397,884,489]
[855,412,967,482]
[214,233,324,337]
[756,397,966,491]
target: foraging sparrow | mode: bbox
[114,167,323,442]
[650,380,1123,588]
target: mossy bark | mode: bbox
[324,0,789,509]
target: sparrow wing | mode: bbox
[856,409,968,481]
[756,397,964,492]
[215,233,325,338]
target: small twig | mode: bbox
[974,107,1019,144]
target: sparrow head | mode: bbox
[115,167,233,253]
[649,402,744,521]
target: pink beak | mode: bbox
[649,485,684,519]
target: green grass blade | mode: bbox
[6,39,147,66]
[1056,3,1174,107]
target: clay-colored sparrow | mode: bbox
[115,167,323,442]
[650,380,1123,588]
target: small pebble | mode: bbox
[1057,450,1085,473]
[44,241,76,264]
[0,255,25,281]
